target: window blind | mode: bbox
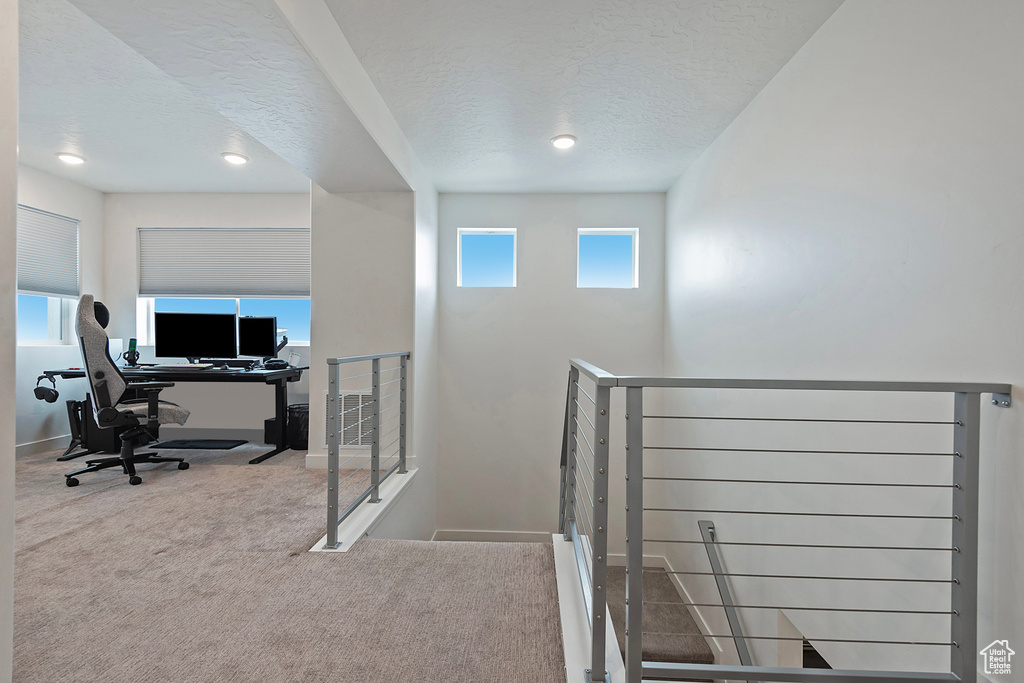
[17,205,80,297]
[138,227,311,297]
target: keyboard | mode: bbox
[151,363,214,370]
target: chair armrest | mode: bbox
[127,381,175,391]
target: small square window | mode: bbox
[577,228,638,288]
[458,228,517,287]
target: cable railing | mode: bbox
[559,360,615,682]
[324,351,410,549]
[557,359,1011,683]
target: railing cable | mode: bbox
[644,415,957,425]
[642,601,953,615]
[645,446,957,457]
[644,507,954,520]
[640,632,952,647]
[644,476,954,489]
[646,569,952,583]
[643,538,956,552]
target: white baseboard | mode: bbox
[16,434,72,458]
[309,468,418,553]
[431,529,552,543]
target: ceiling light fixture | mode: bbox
[551,135,577,150]
[56,152,85,165]
[221,152,249,165]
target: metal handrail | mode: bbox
[325,352,410,549]
[557,359,1008,683]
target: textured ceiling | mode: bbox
[325,0,844,193]
[19,0,312,193]
[60,0,410,193]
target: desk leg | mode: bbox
[250,378,290,464]
[57,400,84,460]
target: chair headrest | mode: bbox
[94,300,109,329]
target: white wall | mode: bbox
[663,0,1024,673]
[369,186,440,541]
[1,0,16,675]
[102,192,311,437]
[306,185,439,536]
[15,166,104,452]
[437,193,665,541]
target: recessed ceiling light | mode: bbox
[56,152,85,165]
[221,152,249,165]
[551,135,577,150]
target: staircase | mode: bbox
[606,566,714,667]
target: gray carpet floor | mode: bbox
[14,445,566,682]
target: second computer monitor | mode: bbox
[238,316,278,358]
[154,312,237,360]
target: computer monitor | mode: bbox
[154,312,238,360]
[238,316,278,358]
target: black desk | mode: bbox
[44,365,305,464]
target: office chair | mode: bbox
[65,295,191,487]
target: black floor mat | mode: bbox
[153,439,247,450]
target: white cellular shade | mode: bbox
[138,227,311,297]
[17,205,80,297]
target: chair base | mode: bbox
[65,427,189,487]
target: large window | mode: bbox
[458,228,517,287]
[16,205,79,343]
[151,298,310,343]
[139,226,312,345]
[577,228,639,289]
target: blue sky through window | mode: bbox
[240,299,310,343]
[460,232,515,287]
[578,233,636,288]
[17,293,50,341]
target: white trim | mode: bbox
[16,434,72,458]
[309,468,418,552]
[577,227,640,289]
[431,529,551,543]
[456,227,517,288]
[553,534,626,683]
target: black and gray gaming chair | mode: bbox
[64,294,191,487]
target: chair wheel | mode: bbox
[65,477,79,487]
[178,461,189,470]
[129,476,143,485]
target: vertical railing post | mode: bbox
[398,354,408,474]
[564,366,581,542]
[624,387,644,683]
[588,382,612,683]
[324,360,341,549]
[951,392,980,683]
[369,357,381,503]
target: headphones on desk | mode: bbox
[34,375,59,403]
